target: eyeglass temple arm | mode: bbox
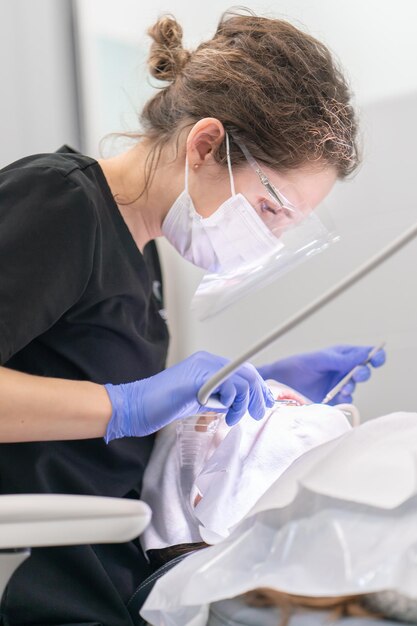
[230,134,288,209]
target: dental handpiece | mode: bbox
[321,341,386,405]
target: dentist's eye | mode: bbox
[260,200,294,220]
[260,200,297,223]
[259,200,278,216]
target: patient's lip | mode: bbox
[275,391,306,406]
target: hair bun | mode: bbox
[147,15,191,82]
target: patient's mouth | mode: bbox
[274,390,307,406]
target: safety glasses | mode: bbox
[228,133,305,235]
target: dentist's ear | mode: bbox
[186,118,225,167]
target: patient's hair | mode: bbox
[147,542,207,571]
[148,544,382,626]
[137,8,359,192]
[244,588,380,626]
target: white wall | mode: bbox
[0,0,80,168]
[80,0,417,101]
[74,0,417,419]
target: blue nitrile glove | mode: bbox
[104,351,275,442]
[257,345,386,405]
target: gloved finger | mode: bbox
[267,386,275,407]
[330,392,353,405]
[369,349,386,368]
[340,380,356,396]
[247,382,270,421]
[260,382,275,408]
[232,371,266,421]
[216,365,271,422]
[204,353,253,401]
[351,365,371,383]
[335,345,387,372]
[334,346,373,370]
[236,363,275,411]
[217,379,237,408]
[225,378,250,427]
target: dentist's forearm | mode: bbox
[0,366,112,442]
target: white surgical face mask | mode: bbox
[161,134,282,273]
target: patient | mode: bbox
[140,393,417,626]
[140,381,352,553]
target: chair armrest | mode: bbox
[0,494,151,549]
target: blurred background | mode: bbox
[1,0,416,418]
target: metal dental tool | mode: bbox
[321,341,386,405]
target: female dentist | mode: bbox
[0,12,384,626]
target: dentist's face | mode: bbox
[189,158,337,237]
[233,162,337,237]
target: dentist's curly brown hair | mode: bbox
[140,8,359,187]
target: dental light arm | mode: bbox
[198,219,417,405]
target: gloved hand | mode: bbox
[257,345,386,405]
[104,351,275,442]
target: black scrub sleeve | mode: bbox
[0,165,97,364]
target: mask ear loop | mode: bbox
[184,155,189,192]
[225,132,236,196]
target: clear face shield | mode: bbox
[191,133,338,320]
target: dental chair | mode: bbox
[0,494,151,613]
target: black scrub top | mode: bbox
[0,147,170,626]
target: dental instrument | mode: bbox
[321,341,386,405]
